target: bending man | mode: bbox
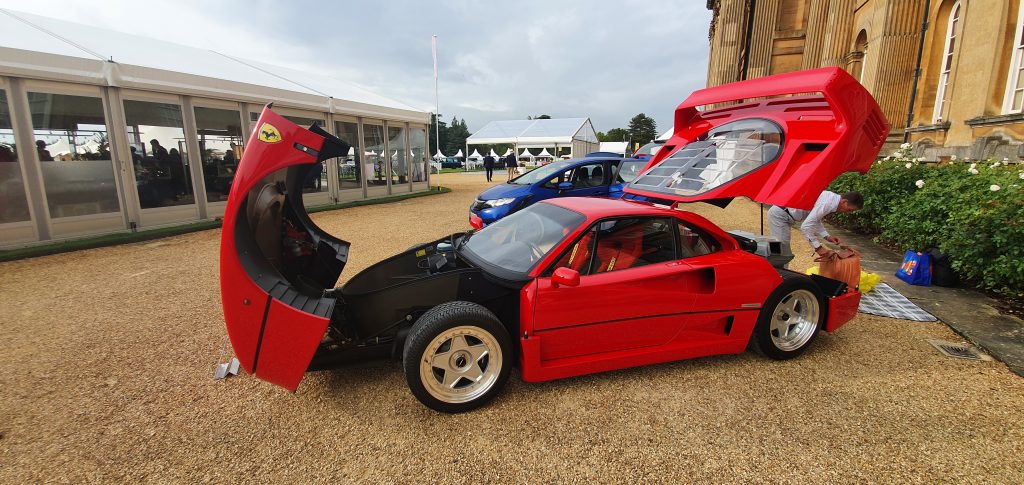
[768,191,863,257]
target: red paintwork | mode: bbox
[517,197,781,382]
[825,290,861,333]
[551,267,580,287]
[219,107,331,392]
[223,68,875,395]
[625,67,889,210]
[469,213,484,230]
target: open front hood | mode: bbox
[624,68,888,210]
[220,106,350,391]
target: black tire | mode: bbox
[402,301,512,413]
[751,273,826,360]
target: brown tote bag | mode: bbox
[816,246,862,293]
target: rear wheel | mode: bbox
[403,301,512,413]
[752,275,825,360]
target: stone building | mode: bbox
[706,0,1024,161]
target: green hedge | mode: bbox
[829,145,1024,298]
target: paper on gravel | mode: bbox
[214,358,241,380]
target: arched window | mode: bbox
[933,1,961,122]
[853,30,868,83]
[1003,0,1024,113]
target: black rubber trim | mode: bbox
[532,308,756,334]
[251,294,273,374]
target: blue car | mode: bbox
[469,157,649,228]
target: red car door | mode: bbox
[530,217,697,363]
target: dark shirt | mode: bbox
[152,145,170,161]
[483,156,495,168]
[504,155,517,168]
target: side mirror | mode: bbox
[557,181,574,191]
[551,267,580,288]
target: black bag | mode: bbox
[928,248,960,287]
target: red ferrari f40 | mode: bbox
[220,67,888,412]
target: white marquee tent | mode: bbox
[0,8,431,247]
[598,142,629,156]
[466,118,599,160]
[0,10,426,122]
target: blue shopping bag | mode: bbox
[895,250,932,286]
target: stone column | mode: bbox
[802,0,831,69]
[706,0,750,87]
[870,1,926,133]
[821,0,854,67]
[747,0,781,79]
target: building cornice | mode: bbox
[906,122,951,133]
[965,113,1024,127]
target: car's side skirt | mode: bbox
[518,310,759,383]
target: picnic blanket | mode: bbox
[858,283,937,322]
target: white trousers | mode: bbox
[767,205,795,247]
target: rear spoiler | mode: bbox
[674,67,888,149]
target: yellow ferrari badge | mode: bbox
[257,123,282,144]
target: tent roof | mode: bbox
[537,148,553,157]
[468,117,594,145]
[599,142,629,154]
[0,9,428,123]
[519,148,534,157]
[469,149,483,159]
[657,127,673,141]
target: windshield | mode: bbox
[508,160,575,185]
[462,203,585,274]
[615,160,647,183]
[629,118,783,197]
[634,142,663,158]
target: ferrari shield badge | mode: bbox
[258,123,282,144]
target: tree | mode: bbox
[627,113,658,145]
[607,128,629,142]
[444,116,471,157]
[429,113,449,157]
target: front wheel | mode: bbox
[752,275,825,360]
[403,301,512,413]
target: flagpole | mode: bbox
[432,34,441,191]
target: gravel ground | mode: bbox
[2,171,1022,483]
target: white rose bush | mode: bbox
[829,145,1023,297]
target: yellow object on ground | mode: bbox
[805,266,881,293]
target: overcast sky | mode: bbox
[1,0,712,134]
